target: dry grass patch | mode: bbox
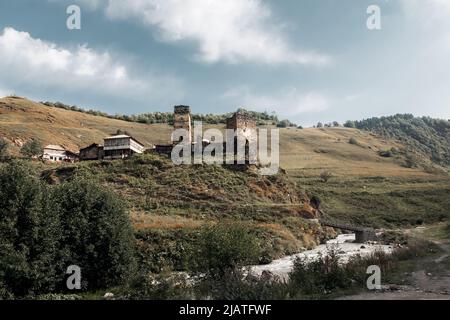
[131,212,204,230]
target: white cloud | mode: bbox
[222,86,329,116]
[0,27,181,101]
[90,0,330,66]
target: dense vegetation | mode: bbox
[345,114,450,167]
[0,161,135,298]
[41,101,296,127]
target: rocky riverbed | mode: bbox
[250,234,393,280]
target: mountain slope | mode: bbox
[0,96,440,178]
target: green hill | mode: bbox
[348,114,450,167]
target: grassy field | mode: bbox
[297,175,450,228]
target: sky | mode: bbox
[0,0,449,126]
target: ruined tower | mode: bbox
[173,105,192,143]
[226,110,257,141]
[226,110,257,163]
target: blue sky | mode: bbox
[0,0,449,126]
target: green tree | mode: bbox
[51,178,136,290]
[20,139,42,158]
[344,120,356,128]
[0,161,61,297]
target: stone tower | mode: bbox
[173,105,192,143]
[226,110,257,141]
[226,110,257,163]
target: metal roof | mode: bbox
[44,145,66,151]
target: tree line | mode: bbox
[40,101,297,127]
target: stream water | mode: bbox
[250,234,393,280]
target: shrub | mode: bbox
[123,271,191,300]
[187,222,261,276]
[403,152,420,168]
[0,137,9,159]
[20,139,42,158]
[320,171,333,183]
[378,150,393,158]
[196,269,288,300]
[289,248,351,296]
[348,137,359,145]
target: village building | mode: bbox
[79,143,104,161]
[103,135,145,160]
[42,145,78,163]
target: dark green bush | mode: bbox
[187,223,261,276]
[51,178,136,290]
[289,248,351,296]
[0,161,61,296]
[378,150,393,158]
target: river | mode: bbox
[249,234,393,280]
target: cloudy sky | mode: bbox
[0,0,449,126]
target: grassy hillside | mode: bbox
[0,96,173,153]
[1,96,449,235]
[1,96,444,177]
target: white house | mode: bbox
[103,135,145,160]
[42,145,78,163]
